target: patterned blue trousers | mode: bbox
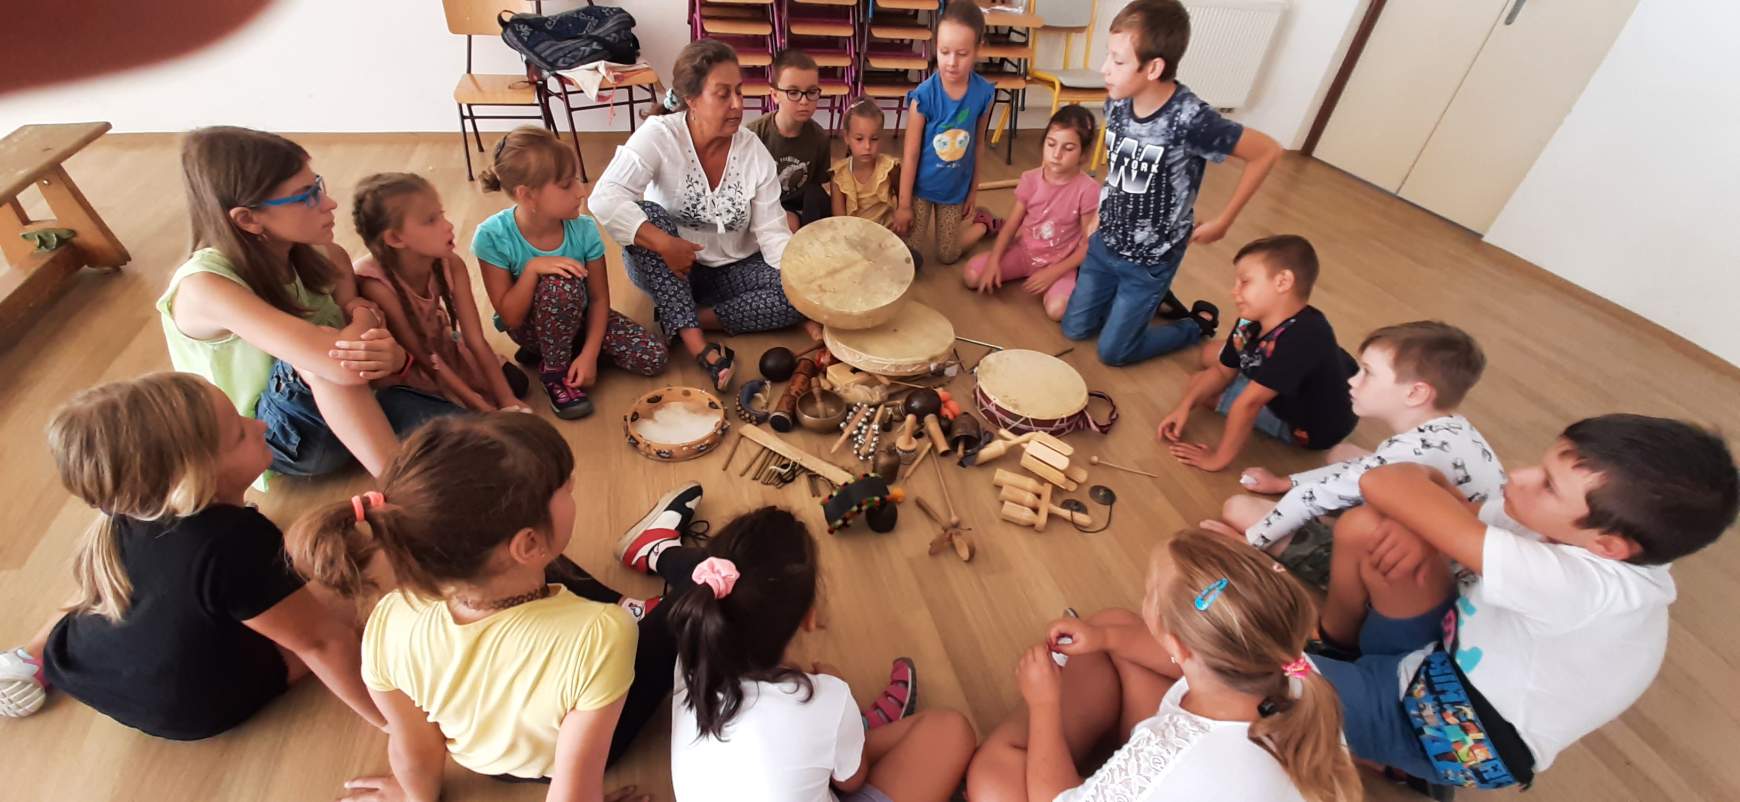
[624,201,805,338]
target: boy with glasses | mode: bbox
[748,51,834,231]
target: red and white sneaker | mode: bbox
[0,647,47,718]
[614,482,703,574]
[618,595,663,623]
[862,657,918,730]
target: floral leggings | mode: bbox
[507,273,668,377]
[624,201,806,339]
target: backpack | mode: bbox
[498,6,641,73]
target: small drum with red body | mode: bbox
[973,349,1116,436]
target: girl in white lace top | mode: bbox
[966,530,1360,802]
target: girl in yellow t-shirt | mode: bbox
[290,413,711,801]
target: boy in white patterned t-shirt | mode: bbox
[1206,322,1503,565]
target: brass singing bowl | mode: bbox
[796,388,848,432]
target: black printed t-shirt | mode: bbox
[1098,84,1244,264]
[44,505,306,740]
[1218,305,1358,449]
[748,114,833,209]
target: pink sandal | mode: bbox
[972,207,1003,237]
[862,657,918,730]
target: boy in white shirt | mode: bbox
[1204,322,1503,584]
[1309,414,1738,793]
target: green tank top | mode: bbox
[156,247,344,419]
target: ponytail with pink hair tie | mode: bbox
[1282,655,1312,679]
[352,491,384,523]
[692,557,740,599]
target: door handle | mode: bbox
[1505,0,1528,25]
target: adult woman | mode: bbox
[591,39,814,391]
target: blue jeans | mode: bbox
[1216,374,1296,443]
[255,359,463,476]
[1312,597,1457,782]
[1059,234,1201,366]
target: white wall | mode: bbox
[0,0,1359,145]
[1485,0,1740,367]
[0,0,688,134]
[1228,0,1368,147]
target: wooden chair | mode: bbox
[0,123,129,337]
[1025,0,1108,170]
[443,0,555,182]
[861,0,941,129]
[535,0,668,181]
[978,2,1043,164]
[695,0,779,114]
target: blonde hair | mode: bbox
[48,373,227,623]
[1145,530,1361,802]
[351,172,460,362]
[478,126,577,196]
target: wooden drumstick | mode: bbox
[1089,455,1160,479]
[902,440,933,479]
[769,358,819,432]
[831,404,872,454]
[930,449,960,527]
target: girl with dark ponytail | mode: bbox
[288,413,713,801]
[662,507,977,801]
[968,528,1360,802]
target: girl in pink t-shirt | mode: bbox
[964,106,1100,320]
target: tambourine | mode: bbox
[624,386,729,462]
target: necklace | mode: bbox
[457,584,551,612]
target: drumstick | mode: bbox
[977,178,1021,191]
[832,404,872,454]
[955,335,1006,351]
[930,450,960,527]
[902,440,933,480]
[1089,456,1161,479]
[720,432,744,472]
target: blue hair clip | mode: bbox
[1194,577,1229,612]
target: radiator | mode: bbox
[1178,0,1288,109]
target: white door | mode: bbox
[1399,0,1638,232]
[1313,0,1511,192]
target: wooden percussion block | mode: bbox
[1020,452,1079,492]
[1029,431,1073,457]
[992,468,1045,496]
[1000,501,1041,529]
[1024,441,1069,472]
[998,484,1039,507]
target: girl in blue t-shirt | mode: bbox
[893,2,1001,266]
[472,127,669,419]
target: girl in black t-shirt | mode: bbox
[0,372,385,738]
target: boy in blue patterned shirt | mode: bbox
[1062,0,1282,366]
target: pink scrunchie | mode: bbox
[1282,655,1313,680]
[691,557,740,599]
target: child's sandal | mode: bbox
[862,656,918,730]
[1189,300,1221,340]
[697,342,736,392]
[1157,291,1190,320]
[972,207,1003,237]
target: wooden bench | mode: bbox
[0,122,129,334]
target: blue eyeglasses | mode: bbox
[256,175,326,209]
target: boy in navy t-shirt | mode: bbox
[1061,0,1282,366]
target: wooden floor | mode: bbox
[2,130,1737,802]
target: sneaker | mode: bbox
[862,657,918,730]
[541,372,594,419]
[0,648,47,718]
[615,482,704,574]
[618,595,663,622]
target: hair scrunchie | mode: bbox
[691,557,740,599]
[351,491,385,524]
[663,87,682,111]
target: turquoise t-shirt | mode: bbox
[470,207,608,329]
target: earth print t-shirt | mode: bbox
[1098,85,1243,264]
[1216,305,1358,449]
[908,72,994,206]
[747,115,833,208]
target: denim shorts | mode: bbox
[1216,374,1296,444]
[254,359,461,476]
[1311,596,1456,781]
[839,784,893,802]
